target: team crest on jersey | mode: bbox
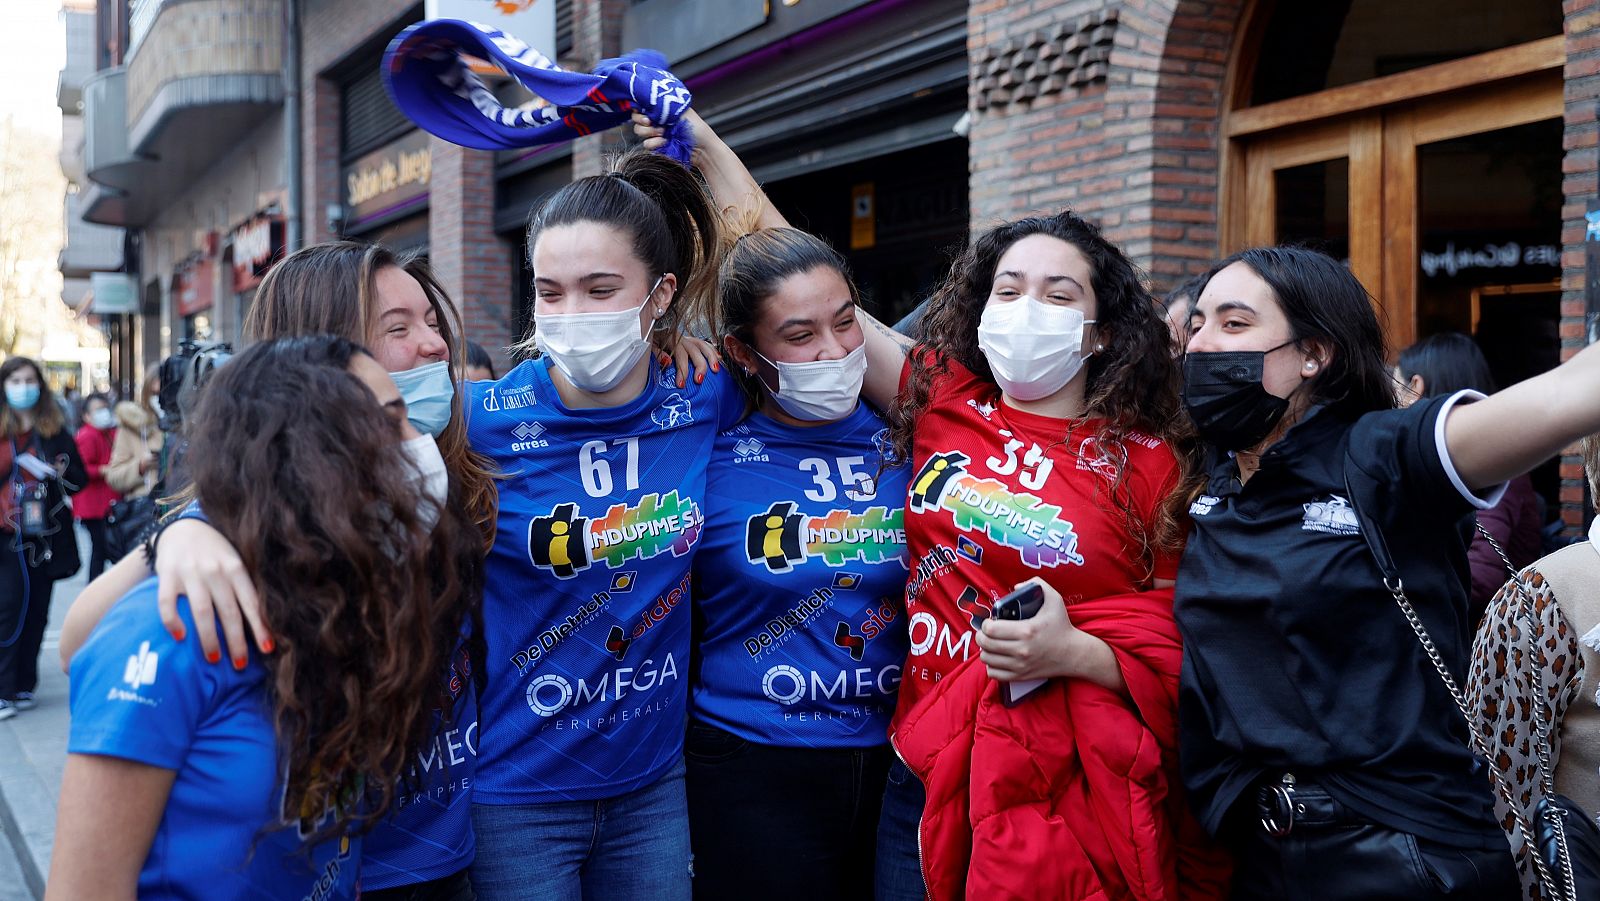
[744,500,907,574]
[528,491,703,579]
[656,364,683,391]
[967,399,996,420]
[483,384,536,412]
[1075,436,1120,479]
[651,393,693,430]
[1302,495,1360,536]
[906,450,1085,568]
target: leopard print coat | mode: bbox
[1466,563,1587,901]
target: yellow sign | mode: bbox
[851,183,875,251]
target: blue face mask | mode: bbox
[5,383,39,411]
[391,361,455,437]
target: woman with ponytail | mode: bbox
[461,148,743,900]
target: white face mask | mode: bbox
[534,276,663,393]
[89,408,115,430]
[754,342,867,422]
[400,433,449,532]
[977,295,1097,402]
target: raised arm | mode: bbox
[1445,339,1600,489]
[634,109,789,231]
[637,110,916,411]
[857,306,915,412]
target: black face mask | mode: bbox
[1182,343,1296,450]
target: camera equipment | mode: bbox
[157,340,233,433]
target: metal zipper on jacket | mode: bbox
[889,735,934,901]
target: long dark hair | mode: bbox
[0,357,64,439]
[888,210,1190,565]
[522,149,722,348]
[247,240,498,549]
[185,336,483,842]
[1397,331,1496,397]
[1200,246,1396,417]
[719,227,859,406]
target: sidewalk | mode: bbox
[0,530,89,899]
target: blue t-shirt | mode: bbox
[177,485,477,888]
[68,578,360,900]
[466,359,743,803]
[692,405,910,747]
[361,639,477,888]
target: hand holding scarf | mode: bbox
[382,18,695,163]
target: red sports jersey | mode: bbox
[890,354,1181,734]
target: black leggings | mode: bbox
[81,517,110,579]
[0,539,57,698]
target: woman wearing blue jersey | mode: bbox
[684,227,909,900]
[460,147,744,901]
[48,335,481,900]
[60,242,495,901]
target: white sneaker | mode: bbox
[12,692,35,711]
[0,700,16,721]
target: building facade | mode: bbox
[65,0,1595,526]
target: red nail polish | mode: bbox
[261,637,275,653]
[233,656,247,671]
[172,626,186,642]
[205,649,221,664]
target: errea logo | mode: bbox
[733,437,768,463]
[124,641,158,688]
[511,420,550,451]
[1189,495,1221,517]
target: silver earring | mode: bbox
[1094,344,1104,353]
[1304,361,1316,371]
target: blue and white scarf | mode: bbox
[382,19,694,164]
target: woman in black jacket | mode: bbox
[0,356,85,719]
[1175,247,1600,900]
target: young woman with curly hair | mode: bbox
[61,242,495,900]
[47,335,483,900]
[638,109,1226,900]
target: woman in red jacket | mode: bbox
[72,393,118,579]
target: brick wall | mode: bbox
[299,0,414,244]
[966,0,1238,292]
[570,0,631,178]
[430,139,516,367]
[1561,0,1599,524]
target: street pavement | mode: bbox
[0,528,90,900]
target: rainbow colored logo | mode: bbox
[745,501,908,574]
[906,451,1083,568]
[529,491,703,579]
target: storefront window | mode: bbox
[1249,0,1561,106]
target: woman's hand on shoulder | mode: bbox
[155,519,272,669]
[659,335,722,388]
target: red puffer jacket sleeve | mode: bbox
[895,589,1231,901]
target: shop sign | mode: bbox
[851,183,875,251]
[343,130,432,225]
[1419,240,1559,279]
[231,213,285,292]
[174,256,216,317]
[427,0,555,60]
[89,272,139,315]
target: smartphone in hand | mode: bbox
[992,583,1047,707]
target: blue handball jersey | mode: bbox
[467,358,743,803]
[361,638,477,888]
[68,579,360,900]
[692,405,910,747]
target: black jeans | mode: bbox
[684,720,888,901]
[0,540,57,698]
[81,518,109,579]
[1227,778,1518,900]
[363,868,475,901]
